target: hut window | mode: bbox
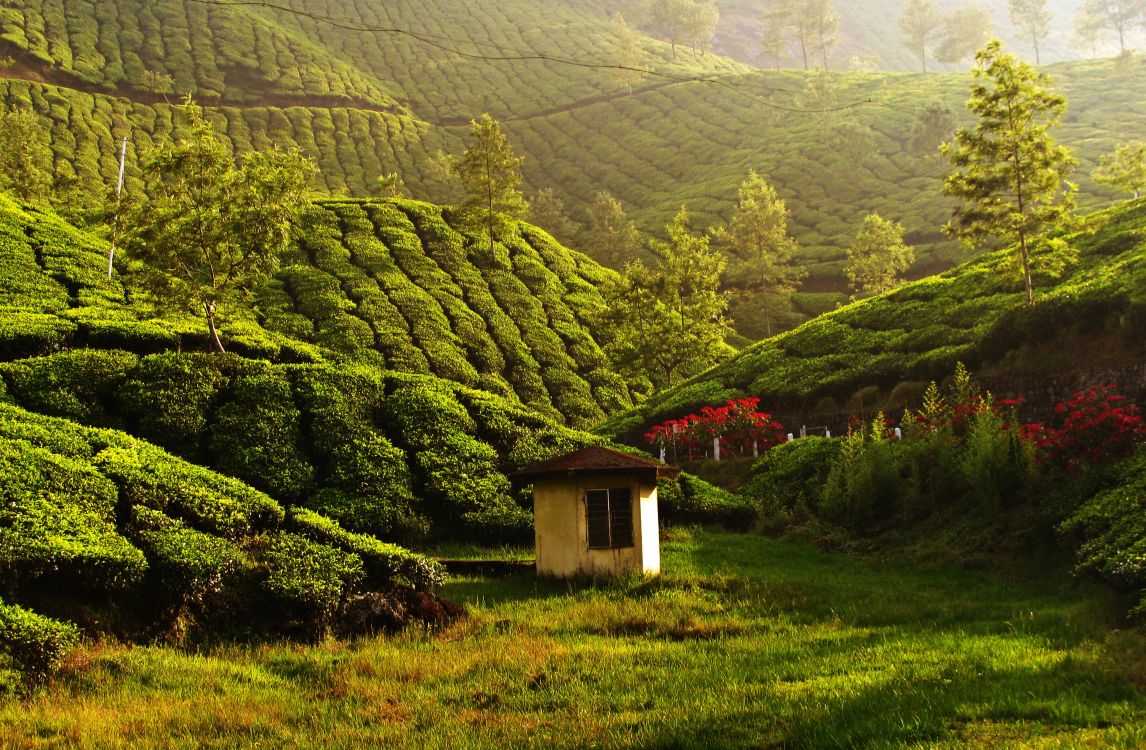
[585,488,633,549]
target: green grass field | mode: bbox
[3,528,1144,748]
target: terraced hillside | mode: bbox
[600,197,1146,438]
[0,190,629,543]
[0,192,631,427]
[1,0,1144,323]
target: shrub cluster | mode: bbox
[127,506,247,607]
[0,599,78,687]
[250,532,364,635]
[287,508,444,591]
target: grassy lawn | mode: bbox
[3,528,1145,748]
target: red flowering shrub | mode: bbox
[645,398,784,461]
[1037,386,1146,470]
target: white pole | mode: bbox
[107,135,129,278]
[713,437,720,462]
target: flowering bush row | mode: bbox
[645,398,784,460]
[904,368,1145,471]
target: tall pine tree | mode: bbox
[942,40,1076,304]
[452,114,528,259]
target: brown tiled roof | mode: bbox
[511,445,681,482]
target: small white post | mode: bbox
[752,440,759,459]
[787,433,795,442]
[894,427,903,440]
[713,438,721,462]
[825,429,832,438]
[107,135,129,278]
[659,447,666,462]
[800,424,807,438]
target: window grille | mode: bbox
[586,488,633,549]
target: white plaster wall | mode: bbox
[533,474,660,577]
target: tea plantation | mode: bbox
[2,0,1144,312]
[0,191,632,425]
[0,399,451,691]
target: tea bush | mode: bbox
[0,439,146,591]
[250,531,364,635]
[127,506,247,607]
[286,508,443,591]
[0,599,78,686]
[96,443,285,539]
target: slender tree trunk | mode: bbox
[1018,230,1033,303]
[800,37,808,70]
[486,151,495,260]
[1033,37,1040,65]
[921,45,927,73]
[205,299,226,353]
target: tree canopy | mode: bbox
[846,213,915,296]
[1093,141,1146,199]
[942,40,1077,304]
[598,205,731,390]
[119,98,316,352]
[714,171,804,336]
[451,113,529,259]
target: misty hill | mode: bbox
[710,0,1143,71]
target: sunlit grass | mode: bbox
[2,528,1144,748]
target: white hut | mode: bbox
[513,446,680,578]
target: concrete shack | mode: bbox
[513,446,680,578]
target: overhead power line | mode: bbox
[185,0,894,115]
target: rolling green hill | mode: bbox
[600,197,1146,438]
[0,190,632,426]
[0,0,1144,337]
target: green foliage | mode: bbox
[935,5,994,65]
[845,213,915,296]
[740,437,842,518]
[581,191,644,270]
[0,349,138,427]
[714,171,804,337]
[0,109,52,202]
[603,191,1146,438]
[1008,0,1052,64]
[1061,451,1146,617]
[0,438,148,591]
[381,376,527,538]
[117,352,228,459]
[598,205,732,390]
[119,98,316,353]
[96,443,285,539]
[286,508,443,591]
[942,40,1077,303]
[658,473,758,530]
[127,506,247,606]
[209,370,314,501]
[900,0,943,72]
[0,599,78,685]
[250,531,363,634]
[450,114,528,258]
[820,418,906,531]
[1093,141,1146,199]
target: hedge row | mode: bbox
[0,349,606,540]
[0,403,446,660]
[0,599,78,688]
